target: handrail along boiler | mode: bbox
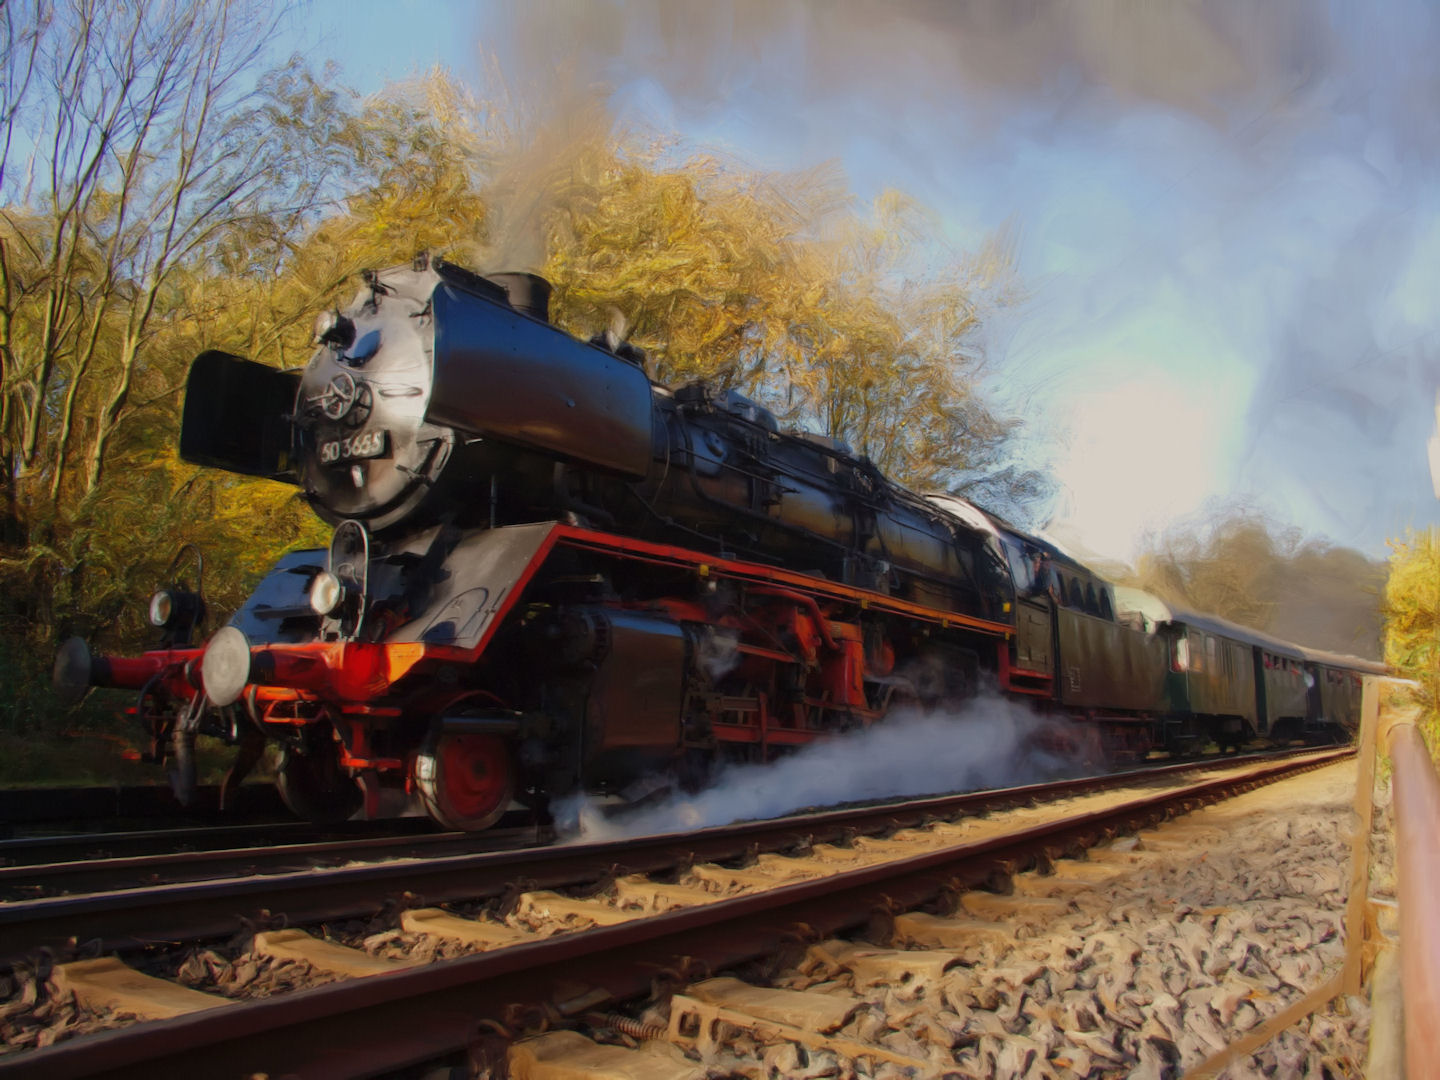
[53,256,1384,829]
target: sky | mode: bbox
[286,0,1440,565]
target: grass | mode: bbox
[0,728,252,789]
[0,641,271,787]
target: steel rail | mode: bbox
[0,784,287,830]
[0,748,1349,1080]
[0,816,449,866]
[0,748,1342,962]
[0,821,541,898]
[0,747,1309,891]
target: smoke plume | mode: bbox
[554,694,1073,842]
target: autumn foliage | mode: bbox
[0,3,1039,735]
[1382,528,1440,748]
[1117,500,1384,659]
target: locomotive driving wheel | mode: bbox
[276,738,363,824]
[414,729,515,831]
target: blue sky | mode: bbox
[285,0,1440,563]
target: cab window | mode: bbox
[1001,537,1034,594]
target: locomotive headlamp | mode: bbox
[148,589,174,627]
[147,585,203,639]
[310,570,344,616]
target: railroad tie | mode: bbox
[890,911,1015,948]
[805,939,964,987]
[804,843,877,864]
[685,977,859,1030]
[612,875,720,912]
[1085,845,1169,867]
[959,890,1072,920]
[1012,860,1125,897]
[1134,824,1227,851]
[52,957,234,1021]
[670,977,929,1071]
[514,891,641,926]
[401,907,536,947]
[849,836,930,856]
[252,929,419,977]
[917,821,982,841]
[687,857,817,890]
[509,1030,703,1080]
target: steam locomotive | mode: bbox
[53,257,1385,829]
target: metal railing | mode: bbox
[1384,712,1440,1078]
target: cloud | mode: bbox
[475,1,1440,555]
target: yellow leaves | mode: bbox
[7,64,1044,656]
[1382,530,1440,749]
[533,133,1020,488]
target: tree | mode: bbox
[0,1,348,669]
[0,0,309,513]
[1123,499,1384,657]
[0,45,1046,746]
[1382,528,1440,752]
[533,136,1041,510]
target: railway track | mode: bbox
[0,746,1321,901]
[0,746,1348,1078]
[0,816,439,867]
[0,813,544,898]
[0,747,1325,954]
[0,784,290,837]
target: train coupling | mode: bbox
[52,637,201,706]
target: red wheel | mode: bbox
[414,730,514,831]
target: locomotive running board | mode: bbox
[549,523,1014,639]
[388,520,1013,669]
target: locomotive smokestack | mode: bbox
[488,272,552,323]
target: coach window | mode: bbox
[1069,579,1085,609]
[1192,634,1205,673]
[1084,583,1100,615]
[1206,636,1217,672]
[1002,538,1034,594]
[1099,587,1114,621]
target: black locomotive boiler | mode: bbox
[54,257,1385,829]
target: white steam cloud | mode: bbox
[555,694,1076,842]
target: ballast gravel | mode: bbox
[680,760,1372,1079]
[0,754,1385,1075]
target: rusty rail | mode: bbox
[1386,718,1440,1078]
[0,748,1348,1080]
[0,746,1337,962]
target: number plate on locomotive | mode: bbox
[318,429,388,464]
